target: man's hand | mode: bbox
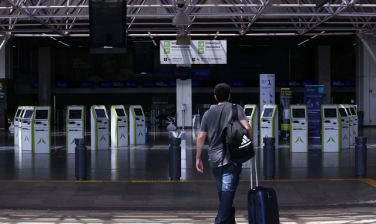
[196,158,204,173]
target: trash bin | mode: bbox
[263,137,276,180]
[355,136,367,178]
[75,138,87,180]
[169,131,183,180]
[192,114,201,129]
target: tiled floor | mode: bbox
[0,125,375,223]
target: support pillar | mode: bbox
[38,47,52,106]
[0,36,12,129]
[176,79,192,128]
[356,34,376,126]
[316,45,331,104]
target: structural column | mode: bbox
[356,34,376,126]
[176,79,192,128]
[316,45,331,104]
[0,36,12,128]
[38,47,52,106]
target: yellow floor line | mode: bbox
[359,178,376,188]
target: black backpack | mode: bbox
[221,104,255,163]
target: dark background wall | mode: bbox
[11,35,356,113]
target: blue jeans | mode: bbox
[211,162,242,224]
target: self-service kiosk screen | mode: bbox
[35,110,49,119]
[324,108,337,118]
[69,110,82,119]
[23,110,33,119]
[292,109,305,118]
[115,108,126,116]
[262,108,274,118]
[15,109,22,118]
[95,109,107,118]
[134,108,143,116]
[350,107,356,115]
[339,108,347,117]
[245,108,253,116]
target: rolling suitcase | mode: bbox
[248,158,280,224]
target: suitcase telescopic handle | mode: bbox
[250,155,258,189]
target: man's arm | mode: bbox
[240,119,257,154]
[196,131,207,173]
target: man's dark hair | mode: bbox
[214,83,230,102]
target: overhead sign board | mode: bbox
[160,40,227,64]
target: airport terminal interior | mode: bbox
[1,0,376,223]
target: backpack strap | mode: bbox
[232,104,238,121]
[221,103,238,165]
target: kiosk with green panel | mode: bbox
[20,106,35,151]
[33,106,51,153]
[111,105,128,147]
[260,104,279,150]
[90,105,109,150]
[321,105,341,152]
[66,106,85,153]
[13,106,24,146]
[129,105,146,145]
[344,105,354,145]
[338,104,350,149]
[244,104,259,147]
[347,104,358,144]
[289,105,308,152]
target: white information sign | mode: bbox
[259,74,275,112]
[160,40,227,64]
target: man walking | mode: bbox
[196,83,255,224]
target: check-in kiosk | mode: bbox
[344,105,354,145]
[321,105,341,152]
[244,104,259,147]
[129,105,146,145]
[289,105,308,152]
[111,105,128,147]
[91,105,109,150]
[33,106,51,153]
[20,106,35,151]
[66,106,85,153]
[260,104,279,149]
[338,105,350,149]
[14,106,24,146]
[347,104,358,144]
[18,107,26,148]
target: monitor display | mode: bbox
[115,108,126,117]
[69,110,82,119]
[23,110,34,119]
[95,109,107,118]
[245,108,254,116]
[345,108,352,115]
[15,109,22,117]
[350,107,356,115]
[292,109,305,118]
[134,108,143,116]
[324,108,337,118]
[262,108,274,118]
[35,110,49,120]
[339,108,348,117]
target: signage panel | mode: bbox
[160,40,227,64]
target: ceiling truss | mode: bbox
[0,0,375,38]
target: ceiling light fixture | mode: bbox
[172,0,191,27]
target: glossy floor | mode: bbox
[0,126,375,223]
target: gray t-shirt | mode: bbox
[199,102,247,168]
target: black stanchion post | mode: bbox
[169,133,181,180]
[355,136,367,178]
[75,138,87,180]
[263,137,275,180]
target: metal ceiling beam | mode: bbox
[2,0,66,35]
